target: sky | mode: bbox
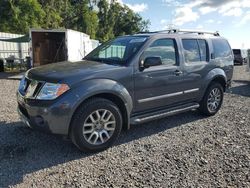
[115,0,250,49]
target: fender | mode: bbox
[68,78,133,129]
[199,68,227,100]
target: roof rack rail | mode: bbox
[139,29,220,36]
[136,31,158,34]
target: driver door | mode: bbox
[134,38,185,112]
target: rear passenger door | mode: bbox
[181,38,210,100]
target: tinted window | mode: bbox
[182,39,208,63]
[142,39,177,66]
[182,39,200,62]
[212,39,232,58]
[198,39,208,61]
[233,49,241,55]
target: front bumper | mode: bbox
[17,103,51,133]
[17,91,73,135]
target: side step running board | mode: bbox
[130,103,200,124]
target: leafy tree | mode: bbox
[0,0,150,40]
[84,11,99,39]
[0,0,45,34]
[60,0,76,29]
[96,0,113,42]
[71,0,98,38]
[96,0,150,42]
[139,19,151,32]
[37,0,64,29]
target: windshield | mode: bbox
[85,36,148,64]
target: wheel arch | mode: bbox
[198,68,227,102]
[209,76,227,91]
[86,93,130,130]
[204,68,227,91]
[68,79,133,136]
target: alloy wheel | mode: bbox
[207,88,222,113]
[83,109,116,145]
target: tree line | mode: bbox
[0,0,150,42]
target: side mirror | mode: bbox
[142,56,162,69]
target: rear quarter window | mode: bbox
[212,39,232,58]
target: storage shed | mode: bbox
[30,29,99,67]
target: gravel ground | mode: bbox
[0,66,249,188]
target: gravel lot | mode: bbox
[0,66,249,188]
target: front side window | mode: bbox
[142,39,177,67]
[182,39,208,63]
[212,39,232,58]
[85,36,148,64]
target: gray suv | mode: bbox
[17,29,234,152]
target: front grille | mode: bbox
[33,82,43,97]
[18,104,30,119]
[24,78,31,93]
[21,78,43,98]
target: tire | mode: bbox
[70,98,122,152]
[199,82,224,116]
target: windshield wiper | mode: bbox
[84,57,124,65]
[84,57,103,62]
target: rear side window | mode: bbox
[212,39,232,58]
[233,49,241,55]
[198,39,208,61]
[182,39,208,63]
[233,50,240,55]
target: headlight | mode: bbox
[37,83,70,100]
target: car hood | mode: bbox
[26,60,123,84]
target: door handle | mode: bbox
[174,70,183,76]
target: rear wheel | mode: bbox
[199,82,224,116]
[70,98,122,152]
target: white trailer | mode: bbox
[30,29,99,67]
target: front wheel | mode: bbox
[199,82,224,116]
[70,98,122,152]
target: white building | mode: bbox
[0,32,29,59]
